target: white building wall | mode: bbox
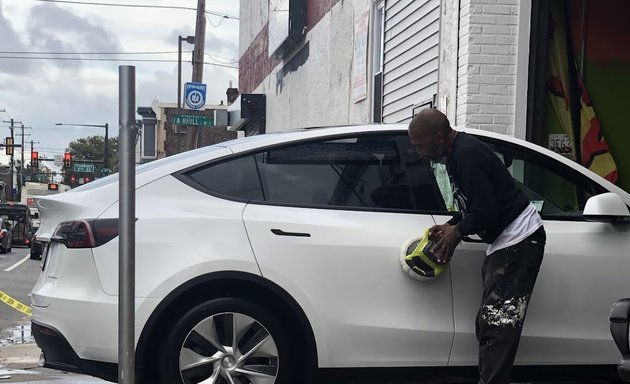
[241,1,372,132]
[239,0,269,58]
[455,0,520,135]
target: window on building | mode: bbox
[372,1,385,123]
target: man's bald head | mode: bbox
[408,109,455,162]
[409,108,452,137]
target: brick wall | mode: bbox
[456,0,520,135]
[163,108,237,157]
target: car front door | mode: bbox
[242,133,455,368]
[446,138,630,366]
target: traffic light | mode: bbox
[31,151,39,168]
[48,183,59,191]
[5,137,13,155]
[63,152,72,169]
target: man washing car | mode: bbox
[408,108,546,384]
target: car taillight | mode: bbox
[52,219,119,249]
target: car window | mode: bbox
[485,140,606,220]
[254,134,445,211]
[396,137,451,212]
[184,155,263,200]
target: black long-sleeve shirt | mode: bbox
[447,132,529,243]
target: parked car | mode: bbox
[0,219,12,254]
[30,125,630,384]
[0,202,33,246]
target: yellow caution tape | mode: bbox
[0,290,32,316]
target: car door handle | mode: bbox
[462,235,485,244]
[271,229,311,238]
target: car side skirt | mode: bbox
[315,365,620,383]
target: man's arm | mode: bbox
[455,162,499,237]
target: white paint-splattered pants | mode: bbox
[476,226,546,384]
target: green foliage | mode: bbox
[66,135,119,172]
[63,135,118,186]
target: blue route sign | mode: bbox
[184,82,207,110]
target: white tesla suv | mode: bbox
[31,125,630,384]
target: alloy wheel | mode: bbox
[178,312,279,384]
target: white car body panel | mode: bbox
[446,218,630,365]
[91,174,261,297]
[243,204,453,367]
[31,243,159,363]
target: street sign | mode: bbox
[54,154,63,167]
[184,82,206,110]
[73,163,95,173]
[171,114,214,127]
[101,168,112,175]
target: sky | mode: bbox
[0,0,239,166]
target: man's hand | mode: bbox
[428,224,461,264]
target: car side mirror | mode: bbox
[584,193,630,223]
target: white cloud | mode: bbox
[0,1,240,162]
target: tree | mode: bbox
[63,135,118,186]
[66,135,119,171]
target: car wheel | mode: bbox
[159,297,295,384]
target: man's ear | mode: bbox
[435,130,445,143]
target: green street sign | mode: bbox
[172,114,214,127]
[73,163,95,173]
[101,168,112,175]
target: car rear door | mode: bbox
[242,133,456,368]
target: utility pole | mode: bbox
[186,0,206,151]
[29,140,40,185]
[16,124,31,201]
[104,123,109,170]
[20,124,24,198]
[9,119,15,201]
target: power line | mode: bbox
[0,50,189,55]
[0,50,239,63]
[30,0,239,19]
[0,56,238,68]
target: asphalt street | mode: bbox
[0,247,38,332]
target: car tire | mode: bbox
[158,297,296,384]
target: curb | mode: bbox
[0,342,41,369]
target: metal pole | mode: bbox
[19,123,24,201]
[9,119,14,201]
[178,36,182,109]
[187,0,206,151]
[30,140,33,185]
[118,65,136,384]
[104,123,109,170]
